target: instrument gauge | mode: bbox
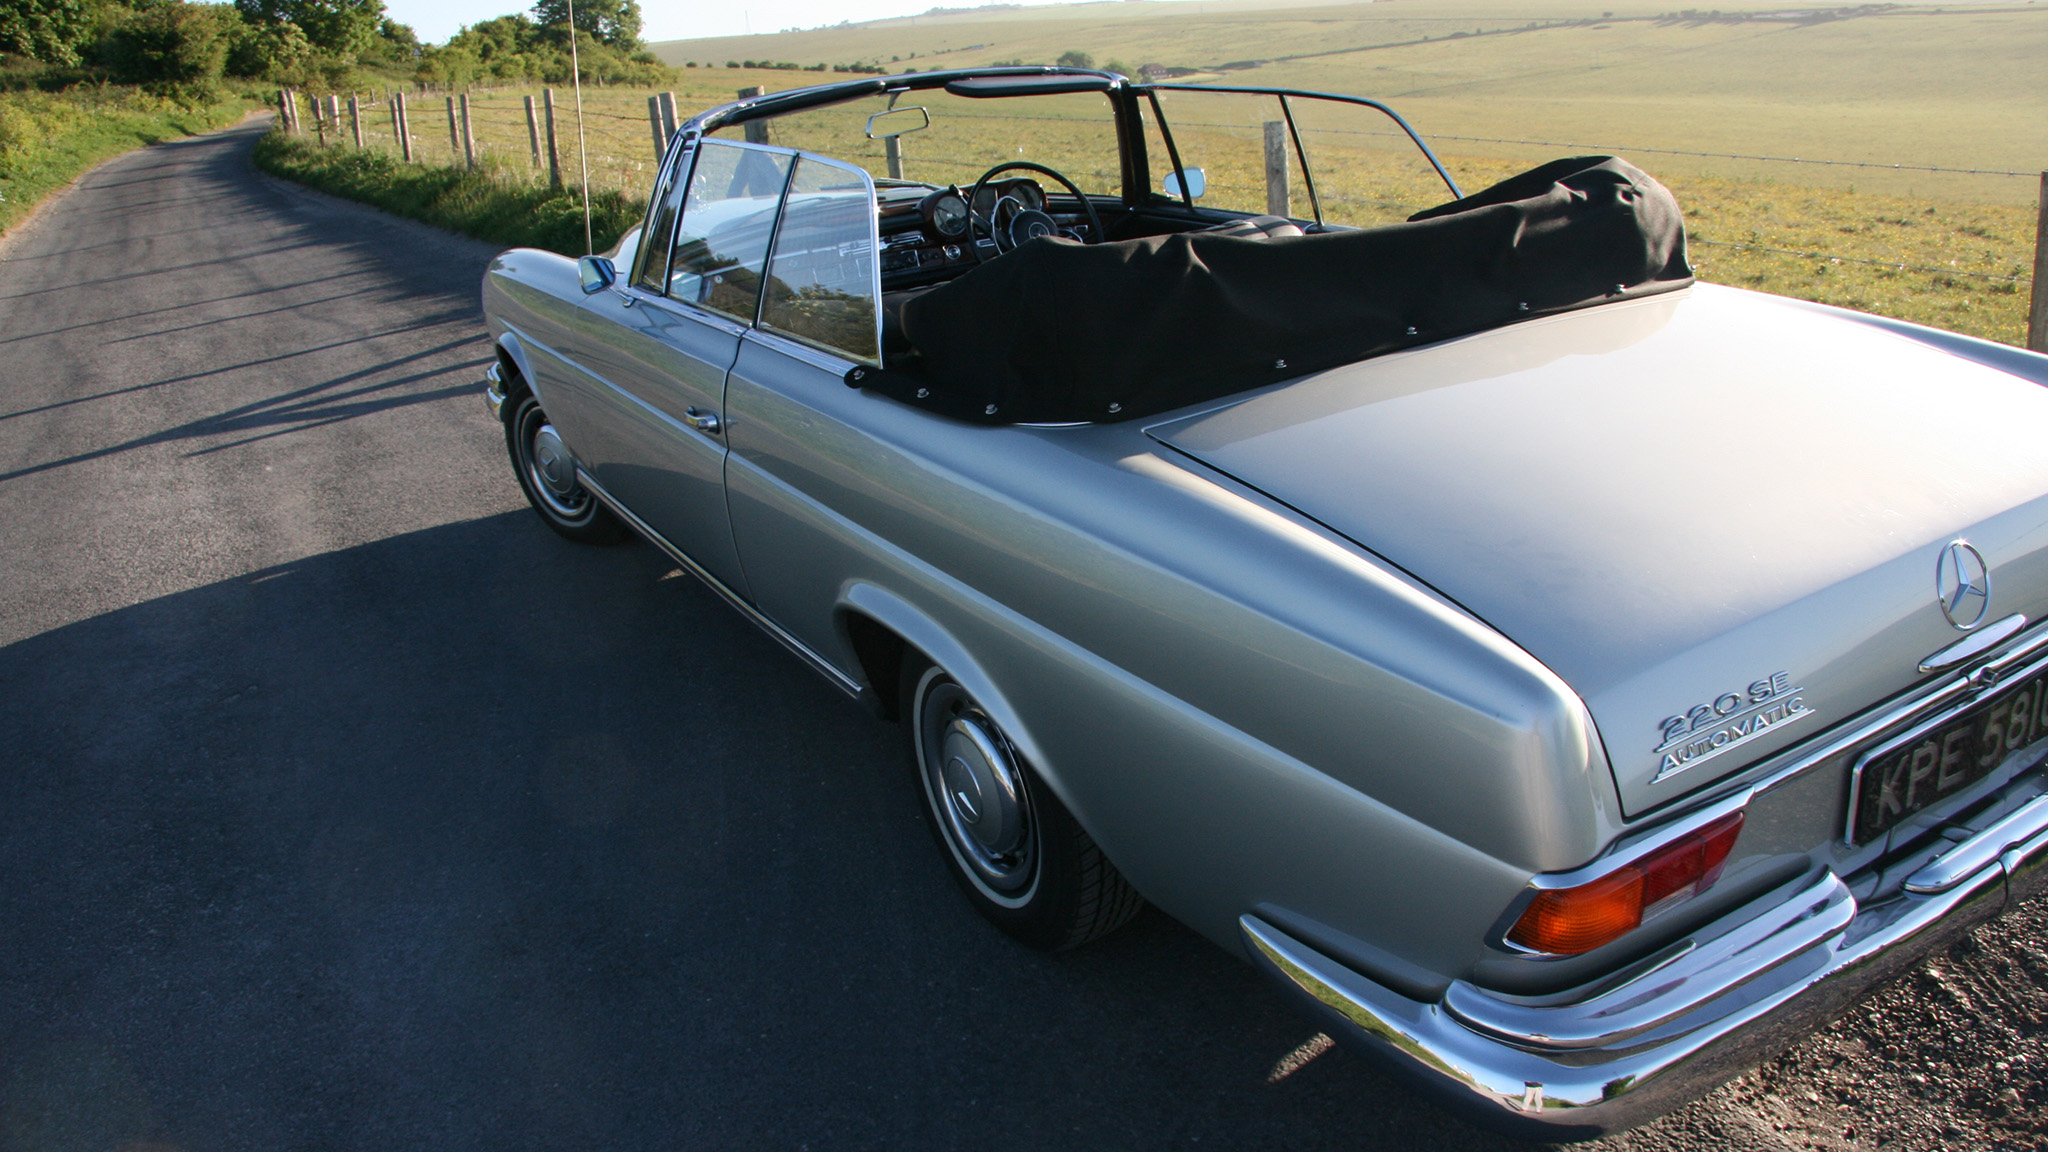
[931,192,969,237]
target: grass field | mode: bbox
[652,0,2048,197]
[626,0,2043,344]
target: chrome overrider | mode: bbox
[1245,651,2048,1136]
[483,362,507,421]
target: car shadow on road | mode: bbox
[0,511,1553,1152]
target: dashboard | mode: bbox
[875,179,1095,288]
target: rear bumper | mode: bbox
[1243,790,2048,1139]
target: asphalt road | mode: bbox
[0,121,2042,1152]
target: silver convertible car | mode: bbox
[479,67,2048,1136]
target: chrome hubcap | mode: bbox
[533,424,574,496]
[941,717,1025,859]
[918,674,1037,903]
[520,406,590,520]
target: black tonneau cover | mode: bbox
[857,157,1692,424]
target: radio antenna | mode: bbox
[566,0,593,254]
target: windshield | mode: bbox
[710,88,1123,197]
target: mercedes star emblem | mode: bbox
[1935,540,1992,631]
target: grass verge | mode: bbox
[0,87,262,238]
[252,131,644,257]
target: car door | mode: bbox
[719,153,886,678]
[573,137,796,595]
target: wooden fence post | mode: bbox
[542,89,563,189]
[1263,120,1289,218]
[395,92,413,163]
[659,91,678,146]
[460,93,477,170]
[445,96,460,161]
[313,96,326,146]
[524,95,542,169]
[348,94,363,148]
[326,95,340,135]
[739,86,769,145]
[647,94,665,160]
[884,135,904,180]
[2030,171,2048,354]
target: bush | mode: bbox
[98,3,229,97]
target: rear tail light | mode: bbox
[1506,810,1744,955]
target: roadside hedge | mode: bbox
[251,130,644,256]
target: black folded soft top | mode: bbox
[854,156,1693,424]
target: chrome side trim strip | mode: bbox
[745,326,860,376]
[574,467,866,701]
[1904,792,2048,894]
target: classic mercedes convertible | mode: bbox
[479,67,2048,1136]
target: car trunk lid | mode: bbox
[1147,285,2048,817]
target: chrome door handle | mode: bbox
[683,407,722,435]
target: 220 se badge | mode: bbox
[1655,670,1812,781]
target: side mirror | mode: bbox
[577,255,616,294]
[865,106,931,139]
[1163,167,1207,201]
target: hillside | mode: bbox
[652,0,2048,202]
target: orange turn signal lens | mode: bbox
[1506,811,1744,955]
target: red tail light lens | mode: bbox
[1507,811,1744,955]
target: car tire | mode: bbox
[504,390,629,544]
[904,659,1145,950]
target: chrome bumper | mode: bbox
[483,362,507,421]
[1243,791,2048,1138]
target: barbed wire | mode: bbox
[1691,237,2030,283]
[1421,133,2037,178]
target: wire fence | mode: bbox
[274,82,2048,351]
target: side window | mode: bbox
[1148,89,1309,220]
[669,139,794,322]
[632,143,690,293]
[759,156,880,364]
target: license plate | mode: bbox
[1850,668,2048,844]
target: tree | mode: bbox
[225,17,313,79]
[235,0,383,60]
[1055,49,1093,69]
[530,0,639,49]
[0,0,97,66]
[100,2,229,95]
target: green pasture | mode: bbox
[654,1,2047,200]
[639,1,2042,346]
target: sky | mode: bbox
[382,0,1094,45]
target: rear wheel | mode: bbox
[905,660,1144,950]
[505,390,628,544]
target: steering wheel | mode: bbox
[964,161,1107,264]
